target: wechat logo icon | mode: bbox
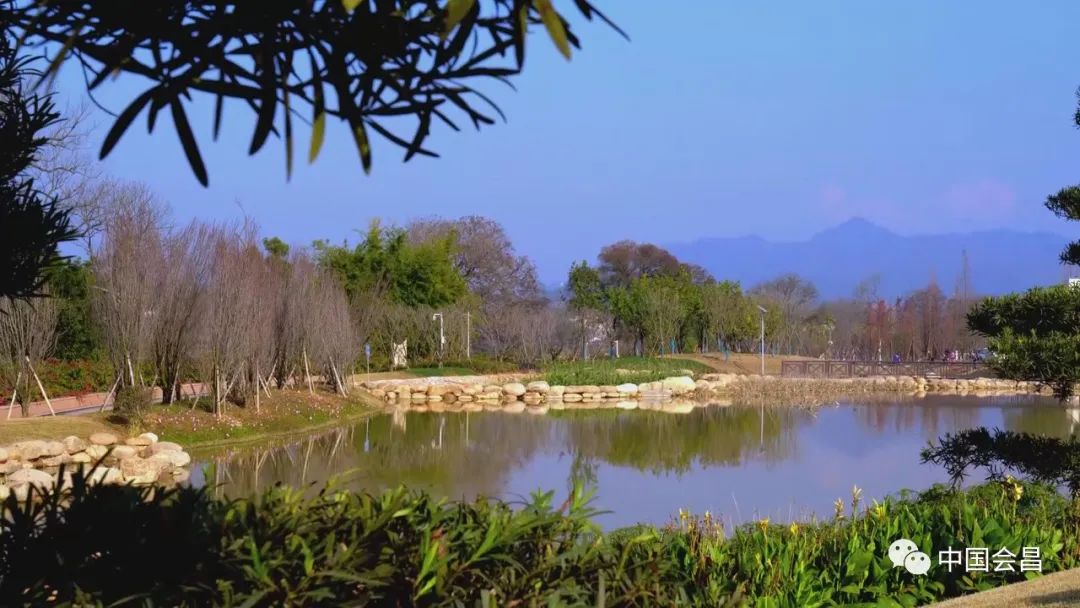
[888,538,931,576]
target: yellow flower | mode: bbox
[679,508,688,521]
[789,522,800,536]
[757,518,770,532]
[871,499,887,520]
[1002,476,1024,502]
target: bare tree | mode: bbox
[0,294,58,415]
[407,216,542,304]
[90,183,168,387]
[308,273,356,396]
[196,223,264,415]
[150,222,213,403]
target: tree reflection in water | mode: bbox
[192,396,1072,510]
[195,406,807,500]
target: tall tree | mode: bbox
[408,216,541,304]
[596,241,682,288]
[315,221,466,308]
[0,26,76,300]
[968,285,1080,398]
[566,262,606,358]
[1046,187,1080,266]
[750,273,819,354]
[699,280,752,352]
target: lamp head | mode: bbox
[757,305,768,314]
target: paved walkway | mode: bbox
[930,569,1080,607]
[3,382,210,418]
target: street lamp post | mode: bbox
[432,313,444,367]
[465,312,471,360]
[757,305,767,376]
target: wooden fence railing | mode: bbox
[780,360,986,379]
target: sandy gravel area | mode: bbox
[929,569,1080,607]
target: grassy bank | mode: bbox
[0,415,123,446]
[1,476,1077,606]
[0,389,379,450]
[139,390,379,447]
[544,356,711,386]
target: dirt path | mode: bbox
[930,569,1080,607]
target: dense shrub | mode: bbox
[112,386,153,421]
[0,473,1077,606]
[0,358,114,404]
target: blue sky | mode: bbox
[51,1,1080,285]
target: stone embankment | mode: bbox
[360,373,1054,412]
[708,374,1053,406]
[0,432,193,502]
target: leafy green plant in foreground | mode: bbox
[1,466,1078,607]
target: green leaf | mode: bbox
[309,112,326,164]
[170,99,209,186]
[351,120,372,174]
[100,88,156,160]
[535,0,571,60]
[444,0,477,34]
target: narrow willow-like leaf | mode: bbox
[309,112,325,164]
[100,88,155,159]
[444,0,477,34]
[170,99,209,186]
[351,120,372,174]
[535,0,571,60]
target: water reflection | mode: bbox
[193,395,1070,528]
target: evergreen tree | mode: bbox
[0,26,76,300]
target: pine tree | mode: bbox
[0,27,76,300]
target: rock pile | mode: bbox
[695,373,1054,398]
[0,431,192,502]
[362,372,1055,412]
[363,375,703,410]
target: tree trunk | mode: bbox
[302,348,314,394]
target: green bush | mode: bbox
[0,477,739,607]
[545,356,711,386]
[112,386,153,421]
[1,471,1077,606]
[407,357,523,377]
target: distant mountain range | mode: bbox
[665,218,1073,299]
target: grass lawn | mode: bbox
[0,415,125,445]
[406,367,479,378]
[140,389,380,448]
[543,356,711,386]
[0,389,380,450]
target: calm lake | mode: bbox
[191,395,1077,529]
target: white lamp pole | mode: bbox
[757,305,768,376]
[465,312,471,360]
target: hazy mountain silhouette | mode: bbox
[666,218,1072,299]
